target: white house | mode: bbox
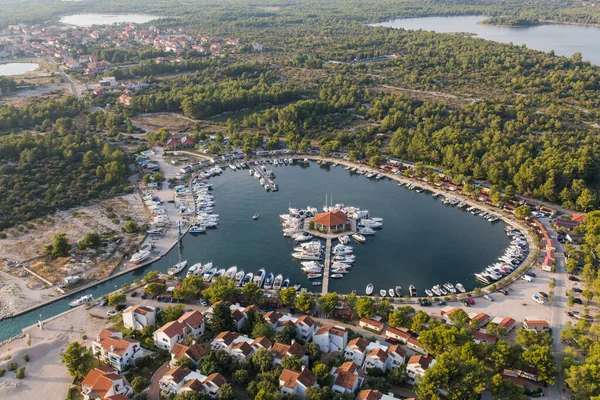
[523,319,550,332]
[122,305,156,331]
[277,315,317,342]
[406,355,435,383]
[386,345,407,369]
[331,361,364,395]
[406,337,428,355]
[271,341,308,366]
[170,343,206,367]
[263,310,283,330]
[211,331,272,360]
[363,347,389,372]
[154,311,205,351]
[313,325,347,353]
[356,389,397,400]
[384,326,411,344]
[252,43,263,52]
[159,366,227,398]
[98,76,118,87]
[279,367,318,398]
[344,338,371,366]
[81,366,133,400]
[91,328,143,371]
[359,318,385,333]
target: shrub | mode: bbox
[23,354,30,362]
[0,368,5,377]
[7,362,18,371]
[16,366,25,379]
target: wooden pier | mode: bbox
[322,239,332,295]
[252,164,276,189]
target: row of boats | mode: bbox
[185,262,298,291]
[424,282,466,297]
[474,227,529,285]
[342,164,386,180]
[190,168,223,233]
[365,284,418,298]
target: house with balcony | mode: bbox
[387,345,407,369]
[122,305,156,331]
[81,366,133,400]
[406,355,436,383]
[276,315,317,342]
[153,311,205,351]
[384,326,411,344]
[356,389,397,400]
[91,329,143,371]
[170,343,206,367]
[279,367,318,399]
[363,347,389,372]
[331,361,364,395]
[344,338,371,366]
[263,310,283,330]
[271,341,307,366]
[211,331,271,360]
[159,366,226,398]
[312,325,347,353]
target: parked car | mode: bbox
[467,298,475,305]
[525,272,536,278]
[498,289,509,296]
[532,294,544,304]
[567,312,575,317]
[437,300,447,306]
[572,287,583,293]
[130,291,137,297]
[141,293,147,299]
[538,291,549,298]
[461,299,470,307]
[483,294,494,302]
[107,310,117,317]
[199,299,208,306]
[573,298,583,305]
[115,304,127,311]
[569,275,580,281]
[420,300,432,307]
[100,299,108,306]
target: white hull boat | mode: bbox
[168,260,188,276]
[69,294,94,307]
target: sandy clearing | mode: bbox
[0,271,60,320]
[0,306,111,400]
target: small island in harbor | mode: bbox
[479,16,541,27]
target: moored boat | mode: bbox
[281,278,290,289]
[409,284,417,297]
[187,263,203,277]
[388,288,395,297]
[425,288,434,297]
[242,272,254,286]
[352,233,366,243]
[264,273,275,289]
[395,286,402,297]
[379,289,387,297]
[69,294,94,307]
[456,283,466,293]
[366,284,374,295]
[254,269,266,287]
[225,266,238,279]
[331,274,344,279]
[273,274,284,290]
[168,260,188,276]
[234,269,245,286]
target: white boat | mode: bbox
[294,233,313,242]
[254,269,266,287]
[187,263,203,277]
[358,227,376,235]
[264,273,274,289]
[425,288,434,297]
[456,283,466,293]
[379,289,387,297]
[366,284,374,295]
[130,250,151,264]
[190,225,206,233]
[242,272,253,286]
[395,286,402,297]
[229,164,237,171]
[332,262,352,269]
[203,267,217,282]
[431,285,442,296]
[443,282,456,293]
[301,261,323,269]
[331,268,349,274]
[292,252,321,260]
[69,294,94,307]
[388,288,395,297]
[333,255,355,263]
[293,283,301,290]
[281,278,290,289]
[352,233,366,243]
[225,266,238,279]
[409,284,417,297]
[168,260,188,276]
[235,269,245,286]
[307,273,322,279]
[312,281,322,286]
[338,235,350,245]
[212,268,226,280]
[332,246,353,255]
[331,274,344,279]
[273,274,284,290]
[253,214,260,220]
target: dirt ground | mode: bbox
[0,306,112,400]
[0,194,148,316]
[131,113,198,132]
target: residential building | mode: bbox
[384,326,411,344]
[122,305,156,331]
[523,319,550,332]
[159,366,226,398]
[118,94,132,106]
[472,331,498,345]
[271,341,307,366]
[170,343,206,367]
[263,310,283,329]
[313,325,347,353]
[165,134,195,150]
[359,318,384,333]
[331,361,364,395]
[406,337,428,355]
[470,312,492,327]
[81,366,133,400]
[363,347,389,372]
[344,338,371,366]
[153,311,205,351]
[98,76,117,87]
[406,355,436,383]
[356,389,397,400]
[492,316,517,334]
[279,367,318,398]
[211,331,271,360]
[386,345,407,369]
[277,314,317,341]
[91,329,143,371]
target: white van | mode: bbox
[522,275,533,282]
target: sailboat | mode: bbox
[168,260,187,275]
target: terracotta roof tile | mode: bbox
[252,336,272,349]
[296,315,315,327]
[356,389,383,400]
[179,310,204,329]
[165,366,191,384]
[347,337,370,352]
[263,311,283,324]
[206,372,227,387]
[334,370,359,389]
[214,331,239,345]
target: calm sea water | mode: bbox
[0,62,39,76]
[371,15,600,65]
[0,162,509,340]
[60,13,161,27]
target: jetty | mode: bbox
[322,239,332,294]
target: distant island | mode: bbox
[479,16,541,27]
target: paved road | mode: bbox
[147,360,170,400]
[58,68,78,97]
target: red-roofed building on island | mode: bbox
[313,210,347,232]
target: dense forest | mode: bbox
[0,126,130,229]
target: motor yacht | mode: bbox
[254,269,266,287]
[281,278,290,289]
[168,260,188,276]
[203,267,217,282]
[253,214,260,220]
[264,273,275,289]
[187,263,203,277]
[130,249,151,264]
[273,274,284,290]
[225,266,238,279]
[338,235,350,245]
[312,281,322,286]
[352,233,366,243]
[331,274,344,279]
[294,233,313,242]
[443,282,456,293]
[425,288,434,297]
[242,272,253,286]
[292,252,322,261]
[358,227,376,235]
[431,285,442,296]
[301,261,323,270]
[379,289,387,297]
[395,286,402,297]
[366,284,374,295]
[69,294,94,307]
[307,273,322,279]
[409,284,417,297]
[190,225,206,233]
[235,269,245,286]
